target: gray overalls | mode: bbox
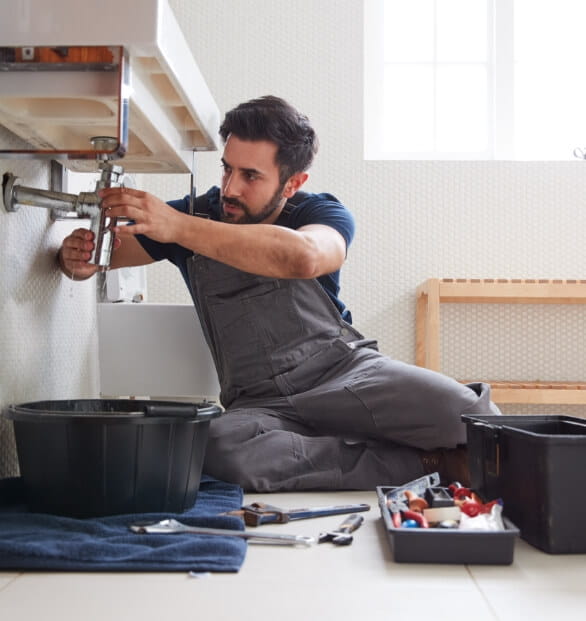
[189,255,494,492]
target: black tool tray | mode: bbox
[377,485,519,564]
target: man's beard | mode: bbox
[220,183,285,224]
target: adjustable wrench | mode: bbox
[318,513,365,545]
[130,518,315,547]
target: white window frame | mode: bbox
[492,0,514,159]
[365,0,507,160]
[363,0,585,161]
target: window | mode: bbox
[364,0,586,160]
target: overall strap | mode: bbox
[190,193,212,216]
[279,191,310,221]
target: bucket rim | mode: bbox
[4,398,223,422]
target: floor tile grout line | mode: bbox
[466,565,500,620]
[0,573,23,594]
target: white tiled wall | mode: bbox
[0,128,99,477]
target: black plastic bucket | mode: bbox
[4,399,222,518]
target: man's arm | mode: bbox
[101,187,347,279]
[173,219,346,279]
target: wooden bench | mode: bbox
[415,278,586,404]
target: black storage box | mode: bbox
[4,399,222,518]
[377,485,519,564]
[463,414,586,554]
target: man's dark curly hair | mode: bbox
[219,95,319,184]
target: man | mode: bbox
[58,95,496,491]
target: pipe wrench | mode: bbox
[225,501,370,526]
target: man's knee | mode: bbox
[203,412,282,487]
[203,432,252,486]
[463,382,501,415]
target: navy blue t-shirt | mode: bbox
[136,186,355,323]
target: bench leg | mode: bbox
[416,279,441,371]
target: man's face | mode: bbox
[220,135,287,224]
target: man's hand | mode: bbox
[57,228,101,280]
[99,187,183,244]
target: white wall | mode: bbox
[142,0,586,416]
[0,130,99,477]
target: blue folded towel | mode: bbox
[0,476,246,572]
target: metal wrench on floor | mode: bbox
[130,518,315,547]
[318,513,365,545]
[225,501,370,526]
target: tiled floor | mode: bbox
[1,489,585,621]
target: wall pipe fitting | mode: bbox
[2,159,125,269]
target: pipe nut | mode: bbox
[2,172,20,212]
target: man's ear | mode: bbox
[282,172,308,198]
